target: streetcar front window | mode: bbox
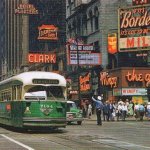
[27,86,64,99]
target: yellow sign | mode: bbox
[132,96,143,104]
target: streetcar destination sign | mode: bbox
[33,79,59,84]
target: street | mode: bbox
[0,118,149,150]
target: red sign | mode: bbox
[80,73,91,91]
[38,25,58,40]
[15,4,38,14]
[28,53,56,63]
[6,104,11,111]
[107,33,118,54]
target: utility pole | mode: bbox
[76,40,81,106]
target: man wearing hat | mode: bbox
[92,96,104,125]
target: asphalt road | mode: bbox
[0,120,150,150]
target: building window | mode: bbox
[94,7,99,30]
[89,10,93,32]
[83,14,87,33]
[94,41,100,52]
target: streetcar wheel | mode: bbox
[67,121,71,125]
[77,121,82,125]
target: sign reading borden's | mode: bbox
[38,25,58,40]
[119,5,150,52]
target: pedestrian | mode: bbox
[92,95,104,125]
[134,103,139,121]
[103,101,109,121]
[146,102,150,121]
[128,101,134,116]
[138,104,145,121]
[87,103,92,119]
[122,102,128,121]
[116,102,123,121]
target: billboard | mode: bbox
[132,0,150,5]
[118,5,150,52]
[107,33,118,54]
[67,44,101,65]
[38,25,58,40]
[15,4,38,14]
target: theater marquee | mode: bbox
[118,5,150,52]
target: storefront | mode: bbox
[100,67,150,103]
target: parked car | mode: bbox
[66,101,83,125]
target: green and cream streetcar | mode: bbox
[0,71,67,130]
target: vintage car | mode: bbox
[66,101,83,125]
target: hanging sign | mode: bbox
[28,53,56,63]
[15,4,38,14]
[38,25,58,40]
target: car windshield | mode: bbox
[67,102,77,111]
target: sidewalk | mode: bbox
[84,114,149,122]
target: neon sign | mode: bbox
[100,72,118,88]
[126,68,150,87]
[28,53,56,63]
[15,4,38,15]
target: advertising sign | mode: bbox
[107,33,118,54]
[38,25,58,40]
[15,4,38,14]
[28,53,56,63]
[122,88,147,95]
[67,44,101,65]
[80,73,91,92]
[113,88,122,96]
[118,5,150,52]
[132,0,150,5]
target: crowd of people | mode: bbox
[81,96,150,125]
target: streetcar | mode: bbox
[0,71,67,130]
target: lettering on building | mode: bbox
[28,53,56,63]
[126,68,150,87]
[80,73,91,91]
[15,4,38,14]
[100,72,118,88]
[38,25,58,40]
[119,5,150,51]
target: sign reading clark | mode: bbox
[119,5,150,52]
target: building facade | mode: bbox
[66,0,150,104]
[0,0,66,80]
